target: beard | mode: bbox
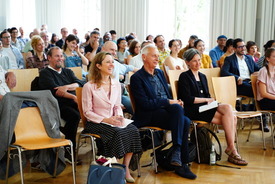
[55,63,62,69]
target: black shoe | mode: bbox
[175,165,197,179]
[259,124,270,132]
[170,147,182,167]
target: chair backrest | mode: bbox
[68,67,82,80]
[212,76,237,109]
[75,87,88,128]
[250,73,261,111]
[199,67,221,99]
[126,85,136,113]
[168,70,186,100]
[14,107,49,143]
[8,68,39,92]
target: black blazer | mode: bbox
[130,67,171,127]
[178,70,210,118]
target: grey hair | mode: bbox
[141,44,157,55]
[183,48,200,61]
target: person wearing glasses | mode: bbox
[221,38,259,97]
[0,30,24,69]
[8,27,25,52]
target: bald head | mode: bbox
[101,41,117,58]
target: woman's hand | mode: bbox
[169,99,184,106]
[103,116,124,127]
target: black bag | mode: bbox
[139,129,165,151]
[190,126,222,164]
[155,140,197,171]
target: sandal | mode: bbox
[228,156,248,166]
[225,149,243,161]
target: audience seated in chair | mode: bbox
[163,39,188,73]
[0,65,16,100]
[82,52,141,183]
[38,47,85,164]
[25,35,48,71]
[130,45,197,180]
[178,48,248,166]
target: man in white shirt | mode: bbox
[221,38,259,97]
[0,30,24,69]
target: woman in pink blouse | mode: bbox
[257,47,275,110]
[82,52,141,183]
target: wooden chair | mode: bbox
[199,67,221,99]
[5,107,76,184]
[8,68,39,92]
[212,76,266,150]
[251,74,275,149]
[75,87,101,163]
[168,69,214,163]
[167,70,186,100]
[127,84,166,173]
[68,67,82,80]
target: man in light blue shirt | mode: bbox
[209,35,227,67]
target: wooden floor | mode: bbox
[2,121,275,184]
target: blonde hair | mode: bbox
[31,35,43,50]
[88,52,113,88]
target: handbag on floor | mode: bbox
[87,163,126,184]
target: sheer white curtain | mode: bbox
[255,0,275,51]
[210,0,275,51]
[101,0,149,40]
[209,0,257,48]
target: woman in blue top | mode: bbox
[63,34,89,77]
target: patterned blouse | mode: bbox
[26,50,48,71]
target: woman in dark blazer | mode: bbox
[178,48,248,166]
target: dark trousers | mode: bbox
[237,80,253,97]
[148,104,191,164]
[59,101,80,151]
[259,98,275,111]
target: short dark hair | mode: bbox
[63,34,79,51]
[117,37,126,49]
[0,29,9,38]
[8,27,18,34]
[109,30,116,35]
[190,35,198,40]
[233,38,244,48]
[194,39,204,48]
[223,38,234,52]
[246,41,256,51]
[90,30,100,36]
[153,35,163,44]
[263,40,275,52]
[126,35,134,42]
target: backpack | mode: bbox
[155,140,197,171]
[139,129,165,151]
[190,126,222,164]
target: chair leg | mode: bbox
[13,146,24,184]
[260,116,266,150]
[5,147,11,184]
[137,154,141,177]
[235,131,239,152]
[53,148,59,177]
[246,118,254,142]
[149,129,158,173]
[75,133,82,165]
[89,135,97,162]
[69,142,76,184]
[193,122,200,164]
[270,113,275,149]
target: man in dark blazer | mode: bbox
[221,38,259,97]
[130,45,196,180]
[55,27,68,49]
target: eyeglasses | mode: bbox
[12,31,18,34]
[2,36,11,39]
[237,45,246,49]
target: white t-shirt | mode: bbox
[0,65,10,96]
